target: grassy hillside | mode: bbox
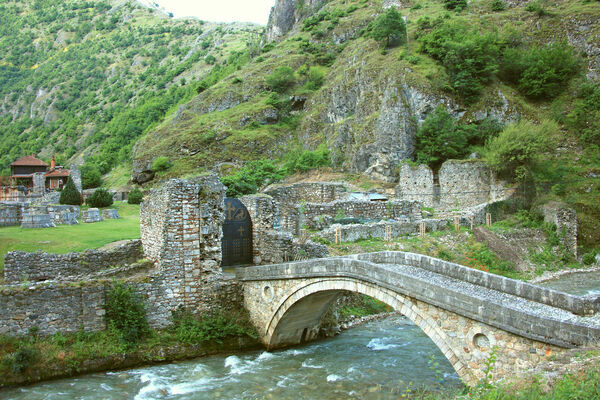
[0,0,260,176]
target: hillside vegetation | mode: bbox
[0,0,260,177]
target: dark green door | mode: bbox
[221,198,253,266]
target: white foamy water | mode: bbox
[366,337,400,351]
[326,374,343,382]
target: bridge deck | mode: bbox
[237,252,600,348]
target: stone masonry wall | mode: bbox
[0,203,24,227]
[264,182,348,234]
[542,202,578,258]
[3,240,143,283]
[302,199,421,229]
[395,160,507,211]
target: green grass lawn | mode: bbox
[0,202,140,273]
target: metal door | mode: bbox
[221,197,253,266]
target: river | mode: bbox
[538,270,600,297]
[1,316,462,400]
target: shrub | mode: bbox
[282,143,331,174]
[152,156,171,172]
[419,21,500,103]
[80,164,102,189]
[525,0,548,16]
[491,0,506,11]
[59,176,82,205]
[367,7,406,48]
[566,81,600,146]
[220,159,283,197]
[4,346,40,373]
[86,187,114,208]
[105,281,148,346]
[127,187,143,204]
[444,0,467,10]
[266,66,296,93]
[170,308,256,344]
[482,119,559,181]
[304,66,325,90]
[582,251,597,265]
[500,42,579,99]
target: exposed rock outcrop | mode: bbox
[265,0,328,42]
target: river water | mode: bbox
[1,316,462,400]
[538,270,600,297]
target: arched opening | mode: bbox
[263,278,474,384]
[221,197,253,266]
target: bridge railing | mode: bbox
[350,251,599,316]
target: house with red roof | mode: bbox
[9,155,71,191]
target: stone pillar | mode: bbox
[70,165,82,192]
[32,172,46,195]
[396,164,435,208]
[240,194,277,264]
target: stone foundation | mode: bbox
[102,209,120,219]
[21,213,55,229]
[82,208,103,223]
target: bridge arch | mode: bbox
[263,277,474,384]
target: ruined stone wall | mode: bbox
[3,240,143,283]
[240,194,328,265]
[302,200,421,229]
[264,182,348,234]
[0,203,24,226]
[0,284,106,336]
[396,164,435,208]
[395,160,507,211]
[140,175,226,312]
[542,202,578,258]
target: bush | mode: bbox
[482,120,559,181]
[170,308,256,344]
[444,0,467,10]
[59,176,82,205]
[491,0,506,11]
[414,106,500,168]
[283,143,331,174]
[220,159,283,197]
[86,187,114,208]
[266,66,296,93]
[566,81,600,146]
[105,281,148,346]
[80,164,102,189]
[500,42,579,99]
[304,66,325,90]
[127,187,143,204]
[582,251,597,265]
[419,21,500,103]
[152,156,171,172]
[4,346,40,373]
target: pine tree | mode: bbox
[59,176,82,205]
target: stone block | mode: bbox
[82,208,103,223]
[102,209,120,219]
[20,213,55,229]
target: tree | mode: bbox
[80,164,102,189]
[369,7,406,48]
[59,176,82,205]
[415,105,478,169]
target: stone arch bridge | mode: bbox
[236,251,600,385]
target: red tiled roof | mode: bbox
[10,155,48,167]
[45,169,70,178]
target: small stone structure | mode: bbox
[541,202,578,257]
[82,208,103,223]
[396,160,507,210]
[20,213,55,229]
[102,209,120,219]
[47,205,79,225]
[3,240,143,283]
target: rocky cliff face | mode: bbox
[300,42,456,182]
[265,0,328,42]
